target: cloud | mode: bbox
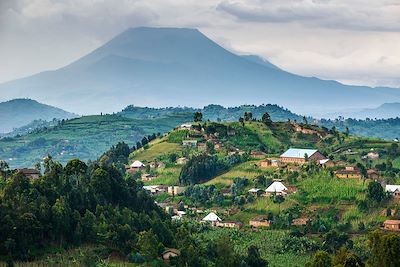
[217,0,400,32]
[0,0,399,89]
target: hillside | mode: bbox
[0,103,305,168]
[126,120,400,266]
[0,114,189,168]
[120,104,303,122]
[1,27,400,115]
[129,120,397,187]
[0,98,76,133]
[2,119,400,266]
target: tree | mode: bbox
[244,112,253,122]
[137,230,160,261]
[303,116,308,125]
[91,168,112,203]
[239,117,245,126]
[194,112,203,122]
[214,235,239,267]
[52,197,71,246]
[273,195,285,214]
[242,245,268,267]
[367,181,385,203]
[262,112,272,126]
[369,231,400,267]
[0,160,9,177]
[310,251,331,267]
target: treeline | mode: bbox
[179,153,243,185]
[319,117,400,140]
[0,142,171,263]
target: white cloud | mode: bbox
[0,0,399,88]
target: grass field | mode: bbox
[296,174,367,204]
[130,140,181,161]
[144,166,182,186]
[195,228,311,267]
[0,114,188,168]
[8,245,140,267]
[206,160,275,186]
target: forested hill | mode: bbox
[0,114,190,168]
[120,104,304,122]
[318,118,400,140]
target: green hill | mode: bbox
[0,98,76,133]
[0,114,189,168]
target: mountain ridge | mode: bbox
[0,98,76,133]
[1,27,400,115]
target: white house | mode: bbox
[265,181,288,196]
[386,185,400,199]
[130,160,145,168]
[202,212,221,223]
[248,188,262,195]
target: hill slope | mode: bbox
[0,99,76,133]
[1,27,400,115]
[0,114,190,168]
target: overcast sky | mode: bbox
[1,0,399,87]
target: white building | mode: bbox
[265,181,288,196]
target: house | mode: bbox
[383,220,400,231]
[176,157,189,165]
[286,186,298,194]
[202,212,221,225]
[280,148,326,164]
[385,185,400,199]
[220,188,232,196]
[265,181,288,196]
[260,159,281,168]
[162,248,181,260]
[250,151,267,159]
[248,188,263,196]
[168,186,186,196]
[318,159,335,168]
[367,152,380,160]
[182,140,198,147]
[334,166,362,179]
[17,168,40,179]
[130,160,145,169]
[197,142,207,151]
[292,218,311,226]
[141,173,158,182]
[249,217,272,228]
[143,185,167,195]
[367,169,380,179]
[178,123,192,130]
[214,142,223,150]
[216,221,243,229]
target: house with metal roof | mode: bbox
[280,148,326,164]
[265,181,288,196]
[386,185,400,199]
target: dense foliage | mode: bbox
[0,142,174,263]
[179,153,243,185]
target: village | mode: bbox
[123,122,400,234]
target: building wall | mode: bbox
[384,223,400,231]
[336,173,362,179]
[309,151,327,161]
[249,220,271,228]
[280,157,306,164]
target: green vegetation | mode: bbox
[3,110,400,266]
[195,228,311,267]
[0,114,188,168]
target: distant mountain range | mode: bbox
[1,27,400,115]
[0,99,76,133]
[323,103,400,119]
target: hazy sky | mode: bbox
[1,0,399,87]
